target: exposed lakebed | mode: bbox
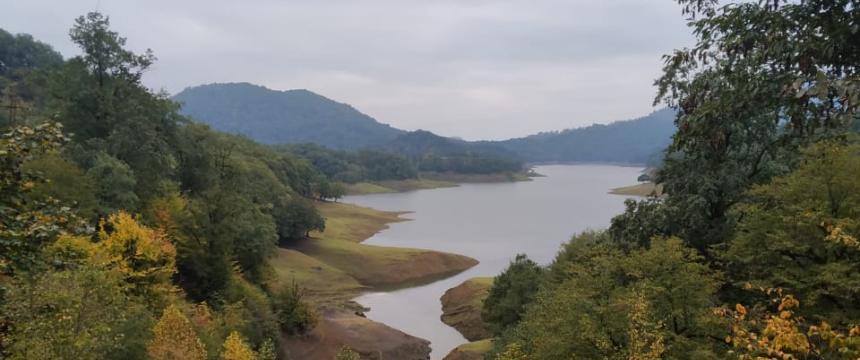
[343,164,643,359]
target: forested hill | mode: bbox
[174,82,674,165]
[381,130,517,159]
[493,108,675,164]
[173,82,404,150]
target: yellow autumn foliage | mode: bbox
[98,211,177,303]
[721,288,860,359]
[147,305,208,360]
[221,331,257,360]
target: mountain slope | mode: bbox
[174,82,674,165]
[493,108,676,164]
[380,130,518,159]
[172,83,404,150]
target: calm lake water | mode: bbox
[344,164,643,359]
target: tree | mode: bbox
[220,331,256,360]
[481,254,543,335]
[53,12,180,203]
[147,305,207,360]
[256,339,277,360]
[493,236,723,359]
[612,0,860,252]
[276,197,325,243]
[724,139,860,323]
[0,28,63,79]
[22,154,99,219]
[272,281,318,335]
[719,288,860,360]
[97,211,177,306]
[0,122,87,275]
[2,267,152,360]
[316,177,346,202]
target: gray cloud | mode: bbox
[2,0,692,140]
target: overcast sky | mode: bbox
[3,1,693,140]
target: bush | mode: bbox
[481,254,544,335]
[272,282,318,335]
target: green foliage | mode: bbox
[481,254,543,335]
[2,267,153,360]
[276,198,325,243]
[21,154,99,219]
[617,0,860,252]
[0,28,63,79]
[317,178,346,201]
[724,139,860,323]
[256,338,277,360]
[0,123,88,274]
[273,281,318,335]
[86,152,139,214]
[356,149,419,180]
[52,12,180,204]
[0,18,335,360]
[380,130,521,175]
[280,143,360,182]
[0,28,63,128]
[221,276,280,351]
[495,236,723,359]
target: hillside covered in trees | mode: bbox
[491,108,675,164]
[0,14,341,359]
[478,1,860,359]
[173,83,405,150]
[174,82,675,168]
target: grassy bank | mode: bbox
[343,178,458,195]
[271,201,478,303]
[271,201,479,359]
[609,182,663,197]
[421,171,535,184]
[342,170,536,195]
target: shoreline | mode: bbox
[274,201,479,359]
[342,170,537,195]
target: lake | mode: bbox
[344,164,643,359]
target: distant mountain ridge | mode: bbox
[490,108,676,164]
[173,82,404,150]
[174,82,675,165]
[379,130,519,160]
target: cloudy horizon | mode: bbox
[3,0,693,141]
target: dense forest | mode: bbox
[0,14,330,359]
[481,1,860,359]
[173,83,405,150]
[492,108,675,165]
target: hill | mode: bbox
[174,82,674,166]
[493,108,676,164]
[380,130,518,159]
[172,83,404,150]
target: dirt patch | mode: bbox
[440,277,493,341]
[283,309,431,360]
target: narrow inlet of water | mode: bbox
[344,164,643,359]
